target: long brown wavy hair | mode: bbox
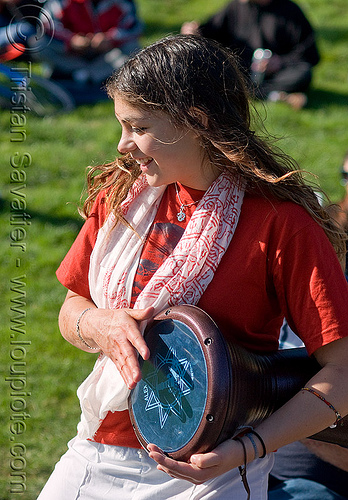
[82,35,346,260]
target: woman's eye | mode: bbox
[131,126,146,134]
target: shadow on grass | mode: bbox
[1,196,83,231]
[307,88,348,109]
[27,208,84,231]
[319,26,348,45]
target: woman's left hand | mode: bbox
[147,439,243,484]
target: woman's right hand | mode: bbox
[58,291,154,389]
[86,306,154,389]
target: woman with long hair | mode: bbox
[38,35,348,499]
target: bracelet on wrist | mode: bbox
[302,387,343,428]
[235,437,251,500]
[76,307,99,350]
[247,429,267,458]
[245,432,259,460]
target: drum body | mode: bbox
[128,305,348,461]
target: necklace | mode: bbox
[175,183,202,221]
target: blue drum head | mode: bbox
[130,318,207,453]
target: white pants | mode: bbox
[37,437,274,500]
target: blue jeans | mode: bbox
[268,478,347,500]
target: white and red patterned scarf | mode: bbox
[77,171,245,439]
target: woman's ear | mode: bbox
[190,107,209,129]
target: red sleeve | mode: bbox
[271,217,348,356]
[56,191,108,300]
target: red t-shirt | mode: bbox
[56,182,348,448]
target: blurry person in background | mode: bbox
[30,0,142,85]
[181,0,320,110]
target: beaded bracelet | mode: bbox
[302,387,343,428]
[76,307,99,350]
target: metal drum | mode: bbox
[128,305,348,461]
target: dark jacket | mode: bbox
[199,0,320,71]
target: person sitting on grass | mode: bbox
[30,0,142,85]
[181,0,320,110]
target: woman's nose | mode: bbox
[118,130,136,154]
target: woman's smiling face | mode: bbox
[114,97,218,190]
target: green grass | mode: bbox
[0,0,347,497]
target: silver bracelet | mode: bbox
[245,433,259,460]
[76,307,99,350]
